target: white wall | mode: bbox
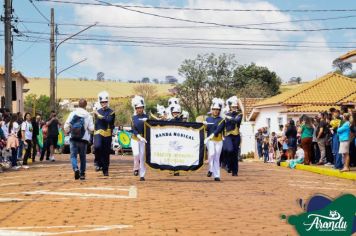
[254,106,288,134]
[240,121,255,155]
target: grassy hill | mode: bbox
[25,78,174,99]
[279,83,307,93]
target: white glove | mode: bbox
[139,118,148,122]
[202,121,208,125]
[225,115,232,120]
[137,134,147,143]
[204,134,214,145]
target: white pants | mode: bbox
[131,139,146,177]
[207,140,223,178]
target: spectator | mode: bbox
[46,111,60,162]
[338,113,351,172]
[268,143,275,163]
[330,110,343,169]
[16,112,24,161]
[316,112,328,165]
[21,113,33,166]
[255,129,263,159]
[285,120,297,160]
[64,99,94,180]
[262,137,269,163]
[6,114,20,169]
[31,115,41,161]
[298,116,314,165]
[350,111,356,167]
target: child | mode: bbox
[289,144,304,169]
[262,137,269,163]
[268,143,275,163]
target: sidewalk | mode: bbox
[279,161,356,180]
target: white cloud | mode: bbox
[66,0,340,82]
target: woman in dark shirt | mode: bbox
[285,120,297,159]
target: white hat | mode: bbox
[226,96,238,107]
[171,104,181,113]
[168,97,179,106]
[156,104,166,116]
[182,110,189,119]
[131,95,145,109]
[211,98,224,110]
[98,91,109,103]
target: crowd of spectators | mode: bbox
[0,109,60,172]
[255,106,356,172]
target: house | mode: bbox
[0,66,29,113]
[248,72,356,135]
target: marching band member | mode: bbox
[169,104,183,122]
[131,96,148,181]
[222,96,243,176]
[182,111,189,122]
[168,103,182,176]
[93,91,115,176]
[204,98,225,181]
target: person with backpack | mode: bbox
[64,99,94,180]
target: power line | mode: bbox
[11,33,355,51]
[11,30,356,47]
[35,0,356,12]
[34,0,356,31]
[28,0,50,23]
[11,38,347,52]
[18,14,356,29]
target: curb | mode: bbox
[279,162,356,180]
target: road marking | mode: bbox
[2,186,138,200]
[0,224,132,236]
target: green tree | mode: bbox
[233,63,281,97]
[333,59,352,74]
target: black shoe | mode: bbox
[80,173,85,180]
[95,166,101,172]
[214,177,221,181]
[174,172,180,176]
[232,173,238,176]
[207,171,212,177]
[134,170,139,176]
[32,158,35,163]
[74,170,80,180]
[140,177,145,181]
[103,171,109,176]
[40,158,43,162]
[227,170,232,173]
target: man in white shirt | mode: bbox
[64,99,94,180]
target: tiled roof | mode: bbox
[286,105,341,113]
[254,73,356,107]
[239,98,264,118]
[0,66,29,83]
[338,92,356,104]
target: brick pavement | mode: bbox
[0,155,355,235]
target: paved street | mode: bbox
[0,155,355,235]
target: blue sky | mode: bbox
[2,0,356,82]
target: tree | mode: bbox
[165,76,178,84]
[141,77,150,83]
[288,76,302,84]
[133,84,158,102]
[333,59,352,74]
[152,78,159,84]
[176,54,282,119]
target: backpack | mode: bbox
[70,115,85,141]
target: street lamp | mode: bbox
[54,23,97,105]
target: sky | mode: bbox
[2,0,356,83]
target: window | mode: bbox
[278,117,283,126]
[266,118,271,129]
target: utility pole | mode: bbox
[4,0,13,112]
[50,8,55,111]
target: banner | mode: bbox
[145,120,205,171]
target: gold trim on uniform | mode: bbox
[225,127,239,136]
[94,129,112,137]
